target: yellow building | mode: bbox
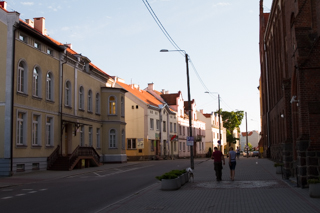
[0,3,126,176]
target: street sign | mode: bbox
[187,136,194,146]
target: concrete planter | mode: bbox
[276,166,282,174]
[309,183,320,198]
[161,177,181,191]
[180,174,186,185]
[184,172,189,183]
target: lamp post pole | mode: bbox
[160,49,194,169]
[246,112,248,158]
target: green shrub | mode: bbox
[307,178,320,184]
[156,169,186,181]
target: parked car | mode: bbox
[252,151,259,157]
[242,151,247,157]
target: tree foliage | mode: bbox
[218,110,244,145]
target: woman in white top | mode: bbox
[228,147,237,181]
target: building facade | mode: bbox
[259,0,320,186]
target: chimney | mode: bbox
[165,90,169,94]
[33,17,47,35]
[200,109,203,114]
[25,19,34,28]
[64,43,72,49]
[161,89,165,94]
[148,83,154,91]
[0,1,7,9]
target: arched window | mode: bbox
[121,96,124,117]
[46,72,53,100]
[17,61,26,93]
[33,67,41,97]
[122,129,125,150]
[79,86,84,109]
[109,129,116,148]
[96,93,100,114]
[109,96,116,115]
[88,90,92,112]
[65,81,71,106]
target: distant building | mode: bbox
[240,131,260,150]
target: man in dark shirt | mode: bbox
[211,147,225,181]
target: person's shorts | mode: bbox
[229,161,236,170]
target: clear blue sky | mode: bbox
[7,0,273,132]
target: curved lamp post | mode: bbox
[160,49,194,169]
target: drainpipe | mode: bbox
[60,50,67,155]
[10,26,17,176]
[264,43,270,158]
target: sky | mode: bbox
[6,0,273,132]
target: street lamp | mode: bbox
[205,92,221,152]
[160,49,194,169]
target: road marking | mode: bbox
[16,194,25,196]
[93,172,102,177]
[2,196,13,200]
[1,189,13,192]
[28,191,37,194]
[39,189,47,191]
[22,189,33,191]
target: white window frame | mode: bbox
[121,96,124,117]
[46,116,54,146]
[17,111,27,146]
[122,129,125,150]
[32,114,41,146]
[33,67,41,97]
[65,81,71,106]
[150,118,154,130]
[88,127,92,146]
[96,128,100,148]
[108,96,116,115]
[109,129,116,148]
[46,72,53,101]
[80,126,84,146]
[17,61,27,93]
[127,138,136,149]
[96,93,100,114]
[79,86,84,110]
[88,90,92,112]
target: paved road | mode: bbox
[0,160,191,213]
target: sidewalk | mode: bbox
[1,158,319,213]
[98,157,320,213]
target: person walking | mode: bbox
[229,147,237,181]
[236,146,240,160]
[211,147,225,181]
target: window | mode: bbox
[109,96,116,115]
[127,139,136,149]
[163,121,166,132]
[109,129,116,148]
[96,128,100,148]
[34,41,41,50]
[47,48,53,55]
[170,122,173,133]
[88,90,92,112]
[156,120,160,130]
[183,126,185,135]
[46,117,53,146]
[179,142,182,151]
[46,72,53,100]
[18,61,27,93]
[174,142,176,152]
[96,93,100,114]
[183,142,186,151]
[121,97,124,117]
[80,126,84,146]
[89,127,92,146]
[17,112,26,145]
[19,33,27,43]
[150,118,154,130]
[32,114,40,146]
[122,129,125,150]
[79,86,84,109]
[33,67,41,97]
[65,81,71,106]
[150,140,154,152]
[174,123,177,133]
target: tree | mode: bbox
[218,110,244,146]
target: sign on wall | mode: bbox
[137,138,144,149]
[187,136,194,146]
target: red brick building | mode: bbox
[259,0,320,187]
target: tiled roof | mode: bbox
[161,92,180,105]
[117,81,163,108]
[184,100,194,111]
[203,113,211,118]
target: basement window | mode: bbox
[16,164,25,172]
[32,163,39,170]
